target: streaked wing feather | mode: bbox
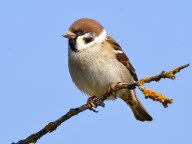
[106,36,138,81]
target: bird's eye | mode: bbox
[76,30,86,36]
[80,30,84,34]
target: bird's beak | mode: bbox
[62,31,76,39]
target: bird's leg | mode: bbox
[87,96,98,112]
[87,84,117,112]
[103,84,117,99]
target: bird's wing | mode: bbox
[106,36,138,81]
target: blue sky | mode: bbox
[0,0,191,144]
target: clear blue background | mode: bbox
[0,0,191,144]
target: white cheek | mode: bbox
[76,29,107,51]
[76,33,95,51]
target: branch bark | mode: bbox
[12,64,190,144]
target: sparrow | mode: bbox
[63,18,153,121]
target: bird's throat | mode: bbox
[69,39,78,52]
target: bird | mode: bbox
[63,18,153,121]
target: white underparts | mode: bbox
[76,29,107,51]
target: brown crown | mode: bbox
[69,18,104,36]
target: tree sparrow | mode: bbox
[63,18,152,121]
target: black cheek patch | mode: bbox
[83,37,94,44]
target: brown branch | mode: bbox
[11,64,190,144]
[137,63,190,85]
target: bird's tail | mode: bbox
[120,90,153,122]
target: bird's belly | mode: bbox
[69,53,133,97]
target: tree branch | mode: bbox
[12,64,190,144]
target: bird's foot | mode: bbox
[104,84,117,99]
[87,96,98,112]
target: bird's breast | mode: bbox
[68,46,133,97]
